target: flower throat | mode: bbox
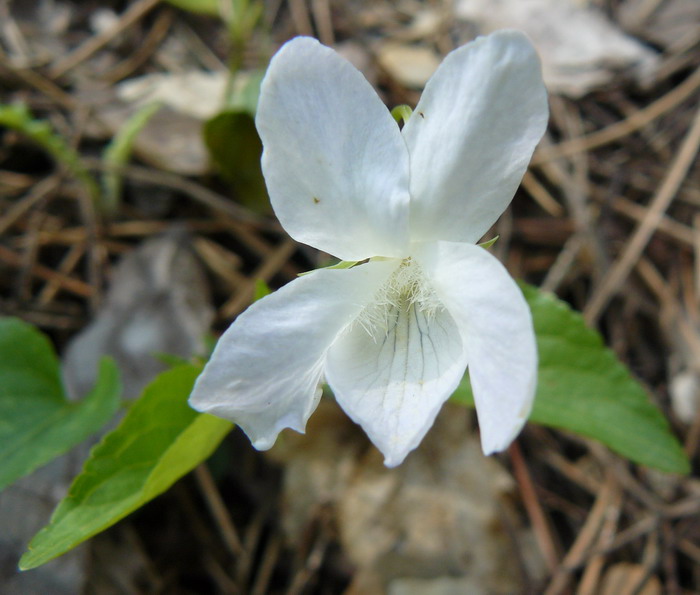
[356,257,443,339]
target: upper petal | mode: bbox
[325,292,468,466]
[256,37,411,260]
[402,30,549,244]
[418,241,537,454]
[189,260,397,449]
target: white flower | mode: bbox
[189,30,549,466]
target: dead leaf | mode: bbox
[455,0,660,97]
[599,562,662,595]
[376,43,441,89]
[98,103,209,176]
[116,71,228,120]
[271,401,541,593]
[62,228,214,400]
[619,0,700,50]
[670,369,700,424]
[387,575,496,595]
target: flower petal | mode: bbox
[189,260,397,449]
[325,298,467,466]
[402,30,549,244]
[256,37,411,261]
[418,241,537,454]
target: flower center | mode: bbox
[356,257,443,339]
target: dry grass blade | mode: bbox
[84,159,271,225]
[102,7,175,84]
[545,474,622,595]
[288,0,314,36]
[0,175,61,236]
[0,243,93,297]
[510,442,561,574]
[37,242,85,304]
[251,534,283,595]
[194,464,246,557]
[611,196,695,247]
[585,103,700,323]
[49,0,162,79]
[220,237,298,318]
[522,170,565,217]
[576,479,623,595]
[311,0,334,46]
[0,63,77,109]
[533,67,700,165]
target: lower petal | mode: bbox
[189,260,396,449]
[325,300,467,467]
[418,241,537,455]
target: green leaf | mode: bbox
[203,110,269,213]
[451,284,690,474]
[0,317,121,491]
[477,235,499,249]
[391,104,413,125]
[223,0,265,49]
[0,103,99,201]
[163,0,219,15]
[101,102,162,214]
[298,260,361,277]
[20,365,232,570]
[228,69,265,115]
[253,278,272,301]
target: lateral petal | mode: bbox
[418,241,537,454]
[256,37,411,260]
[325,298,467,466]
[189,260,397,449]
[402,30,549,244]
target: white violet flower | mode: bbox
[190,30,549,466]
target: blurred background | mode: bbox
[1,0,700,593]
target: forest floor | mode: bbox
[2,0,700,593]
